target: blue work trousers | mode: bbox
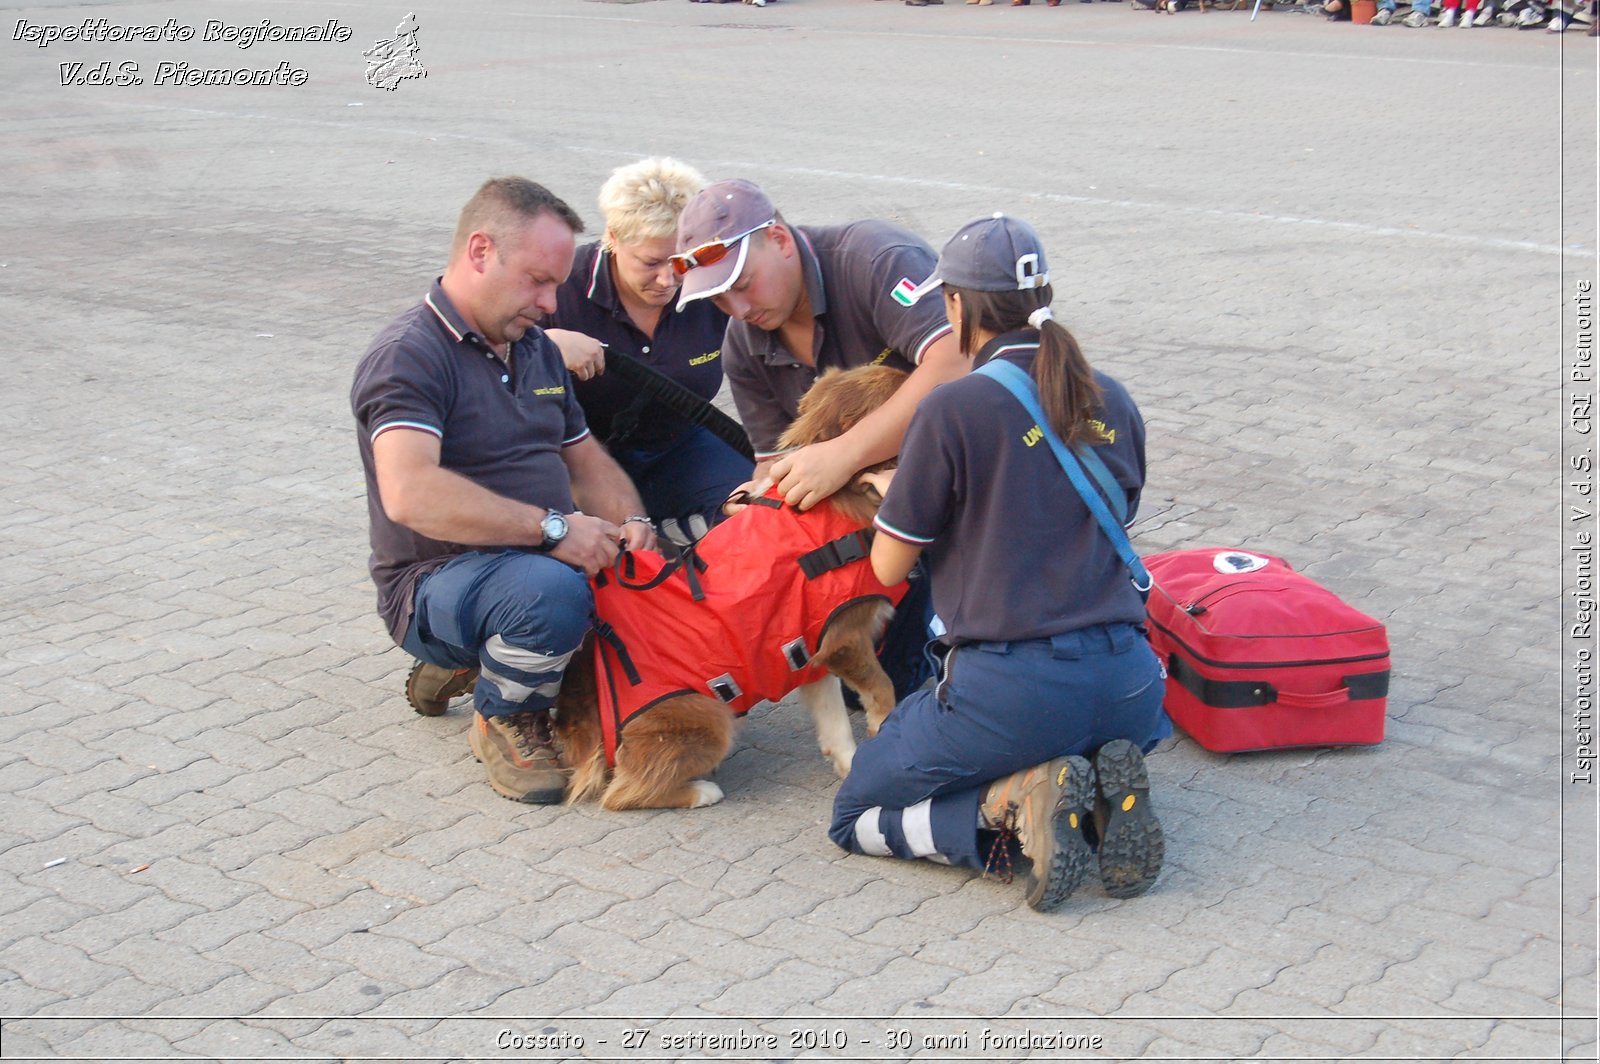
[830,623,1170,869]
[401,550,593,720]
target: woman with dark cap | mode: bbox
[829,214,1171,912]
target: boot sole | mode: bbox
[1030,756,1096,912]
[468,720,568,805]
[407,661,478,717]
[1094,739,1164,898]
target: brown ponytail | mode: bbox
[952,283,1106,447]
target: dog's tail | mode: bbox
[553,637,611,804]
[564,740,609,805]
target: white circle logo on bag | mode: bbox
[1214,550,1270,574]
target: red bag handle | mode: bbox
[1274,688,1351,710]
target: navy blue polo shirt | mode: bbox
[351,279,589,644]
[874,330,1148,645]
[550,241,730,453]
[721,221,955,459]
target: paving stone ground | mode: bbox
[1,0,1596,1059]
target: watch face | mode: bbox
[542,511,568,547]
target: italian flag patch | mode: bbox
[890,278,917,307]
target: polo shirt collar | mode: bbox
[794,226,828,319]
[583,245,623,313]
[978,328,1040,366]
[423,278,498,356]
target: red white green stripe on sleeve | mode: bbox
[873,514,934,545]
[911,322,954,365]
[561,427,592,447]
[371,419,442,441]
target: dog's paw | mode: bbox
[829,746,856,778]
[688,779,725,808]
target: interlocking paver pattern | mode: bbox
[1,0,1595,1058]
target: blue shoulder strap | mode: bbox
[975,359,1152,595]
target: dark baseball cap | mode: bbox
[902,213,1050,304]
[674,179,778,311]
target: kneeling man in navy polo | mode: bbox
[352,177,655,803]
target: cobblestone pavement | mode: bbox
[1,0,1596,1059]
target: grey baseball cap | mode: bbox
[674,179,778,311]
[902,213,1051,305]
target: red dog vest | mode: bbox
[590,491,908,764]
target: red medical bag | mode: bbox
[1143,548,1389,752]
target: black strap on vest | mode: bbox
[602,347,755,461]
[798,529,874,580]
[724,489,784,512]
[612,547,709,602]
[593,620,642,686]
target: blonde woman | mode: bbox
[547,158,751,532]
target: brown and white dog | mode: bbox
[553,365,909,811]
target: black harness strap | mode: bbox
[602,347,756,461]
[612,547,709,602]
[798,529,874,580]
[724,489,784,512]
[593,620,642,686]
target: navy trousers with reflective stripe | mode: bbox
[402,550,593,719]
[829,623,1170,869]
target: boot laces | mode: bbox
[507,711,554,761]
[983,801,1020,884]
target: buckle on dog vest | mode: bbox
[798,530,873,580]
[706,673,743,703]
[593,621,642,685]
[781,637,810,671]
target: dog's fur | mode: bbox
[554,365,908,810]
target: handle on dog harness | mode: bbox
[798,529,875,580]
[612,546,709,602]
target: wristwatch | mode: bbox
[537,510,569,551]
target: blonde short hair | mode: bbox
[597,157,707,247]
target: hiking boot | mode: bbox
[470,710,569,804]
[1092,739,1164,898]
[406,661,477,716]
[980,756,1096,911]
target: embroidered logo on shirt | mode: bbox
[688,349,721,367]
[1023,424,1044,448]
[890,278,918,307]
[531,386,565,397]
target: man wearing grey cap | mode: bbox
[672,180,966,511]
[672,180,962,701]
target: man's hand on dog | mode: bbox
[770,440,857,512]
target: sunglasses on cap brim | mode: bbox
[670,220,775,277]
